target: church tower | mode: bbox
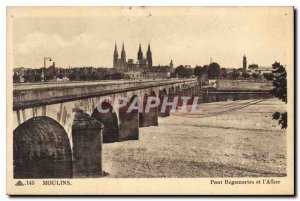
[243,54,247,72]
[170,59,174,68]
[146,43,152,67]
[121,42,126,62]
[137,43,143,64]
[113,43,118,68]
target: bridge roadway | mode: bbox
[13,78,198,110]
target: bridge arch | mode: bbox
[13,116,73,178]
[149,91,157,97]
[91,101,119,143]
[160,89,168,96]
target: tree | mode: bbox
[79,72,87,81]
[174,65,193,78]
[69,72,78,81]
[271,62,287,129]
[111,72,123,79]
[103,73,111,80]
[56,74,63,79]
[263,73,274,81]
[170,71,177,78]
[193,66,203,77]
[90,71,101,80]
[272,111,287,129]
[202,65,208,73]
[271,62,287,103]
[219,68,228,79]
[232,70,240,79]
[207,62,220,79]
[34,74,41,82]
[13,73,19,83]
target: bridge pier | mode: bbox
[91,102,119,143]
[177,90,184,108]
[192,85,201,96]
[191,87,196,96]
[158,96,170,117]
[168,91,178,102]
[139,93,158,127]
[167,91,178,113]
[183,88,193,105]
[118,106,139,141]
[158,90,170,117]
[72,110,104,177]
[183,88,192,97]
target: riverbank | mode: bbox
[102,98,286,178]
[217,80,273,91]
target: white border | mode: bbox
[1,0,298,200]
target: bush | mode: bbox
[242,72,250,79]
[252,73,259,79]
[263,73,273,81]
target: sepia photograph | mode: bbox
[6,6,294,195]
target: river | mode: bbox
[102,94,286,178]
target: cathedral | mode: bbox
[113,42,173,79]
[113,42,152,72]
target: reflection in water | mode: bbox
[198,92,272,104]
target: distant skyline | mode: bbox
[10,7,293,68]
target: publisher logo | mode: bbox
[15,181,24,186]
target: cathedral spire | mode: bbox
[114,42,118,53]
[113,42,119,68]
[146,43,152,67]
[121,41,126,61]
[138,43,143,61]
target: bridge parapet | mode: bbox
[13,79,197,110]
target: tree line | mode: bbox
[171,62,268,80]
[171,62,221,79]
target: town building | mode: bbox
[242,56,272,75]
[248,64,259,70]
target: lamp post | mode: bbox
[41,57,52,82]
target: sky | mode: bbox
[10,7,293,68]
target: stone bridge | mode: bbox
[13,78,200,178]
